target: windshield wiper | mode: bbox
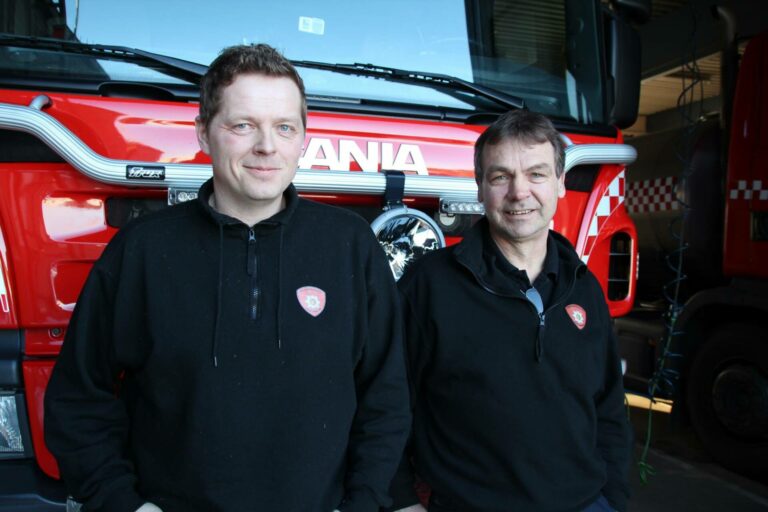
[0,34,207,85]
[291,60,524,111]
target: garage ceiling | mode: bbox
[628,0,716,136]
[627,50,726,136]
[627,0,766,137]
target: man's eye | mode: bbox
[232,123,252,132]
[278,124,295,133]
[491,174,508,182]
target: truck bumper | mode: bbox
[0,459,66,511]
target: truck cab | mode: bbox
[0,0,644,508]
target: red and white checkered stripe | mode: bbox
[625,177,679,214]
[730,180,768,200]
[582,171,625,264]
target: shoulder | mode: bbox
[291,198,381,256]
[120,199,199,235]
[97,200,203,269]
[570,263,612,331]
[294,198,372,233]
[398,244,458,292]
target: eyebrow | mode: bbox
[487,162,553,174]
[525,163,552,173]
[273,116,302,124]
[225,114,302,124]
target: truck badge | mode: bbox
[565,304,587,330]
[296,286,326,317]
[126,165,166,180]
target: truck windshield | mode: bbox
[1,0,606,124]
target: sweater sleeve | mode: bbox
[339,237,412,512]
[594,289,632,512]
[44,242,147,512]
[384,279,434,511]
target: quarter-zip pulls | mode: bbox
[524,287,546,326]
[522,287,546,361]
[247,228,260,321]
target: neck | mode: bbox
[209,191,285,227]
[490,230,548,283]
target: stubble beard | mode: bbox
[487,207,548,246]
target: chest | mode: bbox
[423,287,608,397]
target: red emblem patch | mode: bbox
[296,286,326,317]
[565,304,587,330]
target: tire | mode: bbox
[686,323,768,476]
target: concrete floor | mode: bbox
[627,403,768,511]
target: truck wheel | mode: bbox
[686,324,768,475]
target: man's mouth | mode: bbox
[245,165,279,172]
[505,209,534,216]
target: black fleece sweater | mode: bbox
[44,180,410,512]
[391,220,631,512]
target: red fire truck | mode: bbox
[619,30,768,475]
[0,0,647,508]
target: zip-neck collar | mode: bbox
[485,225,560,291]
[196,178,299,230]
[195,178,296,366]
[454,218,586,298]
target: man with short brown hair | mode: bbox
[45,44,410,512]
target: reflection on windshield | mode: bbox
[2,0,605,123]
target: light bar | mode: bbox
[440,199,485,215]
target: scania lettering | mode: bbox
[0,0,648,508]
[300,138,428,175]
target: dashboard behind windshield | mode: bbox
[1,0,606,123]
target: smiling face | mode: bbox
[478,139,565,249]
[196,73,305,225]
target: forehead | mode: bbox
[482,139,555,169]
[217,73,302,117]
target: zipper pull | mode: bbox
[247,229,256,275]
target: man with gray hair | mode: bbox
[389,110,631,512]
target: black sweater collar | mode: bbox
[454,218,585,297]
[196,178,300,229]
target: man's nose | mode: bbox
[252,128,276,154]
[506,174,530,200]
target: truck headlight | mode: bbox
[371,207,445,280]
[0,394,24,454]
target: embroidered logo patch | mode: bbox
[565,304,587,330]
[296,286,326,317]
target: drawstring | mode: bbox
[276,227,284,349]
[535,323,544,362]
[212,223,224,367]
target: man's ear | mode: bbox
[195,116,210,155]
[477,176,484,203]
[557,172,566,198]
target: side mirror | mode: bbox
[606,0,649,128]
[607,14,642,129]
[611,0,651,24]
